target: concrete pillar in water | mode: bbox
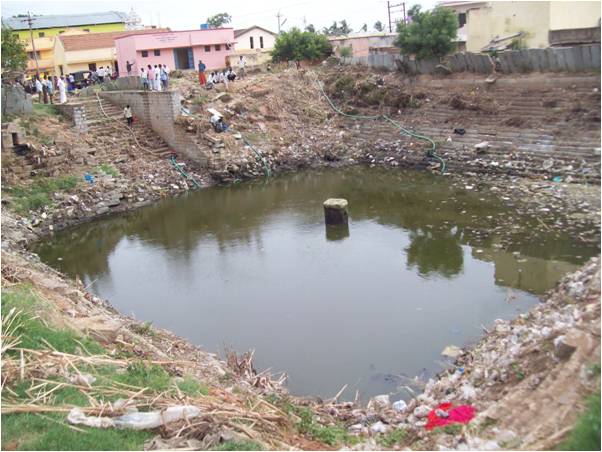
[323,198,348,226]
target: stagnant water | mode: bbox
[36,168,596,401]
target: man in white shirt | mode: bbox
[237,56,246,79]
[153,65,161,91]
[140,67,149,90]
[35,76,43,102]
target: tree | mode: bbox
[322,20,353,36]
[305,24,316,33]
[206,12,232,28]
[271,27,332,62]
[361,23,367,32]
[394,5,458,59]
[1,26,27,72]
[374,20,384,32]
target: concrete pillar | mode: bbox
[323,198,348,226]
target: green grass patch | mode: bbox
[294,406,349,446]
[176,375,209,397]
[113,362,171,392]
[191,94,209,105]
[558,392,601,451]
[211,440,263,450]
[130,320,154,336]
[97,163,119,178]
[1,413,152,451]
[5,175,78,215]
[1,286,104,355]
[33,103,60,117]
[378,428,407,447]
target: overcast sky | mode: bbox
[2,0,439,33]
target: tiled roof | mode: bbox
[2,11,127,31]
[234,26,277,38]
[58,28,169,51]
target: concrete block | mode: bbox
[591,43,601,68]
[554,47,569,71]
[546,48,559,71]
[572,45,585,71]
[498,52,512,73]
[563,47,577,71]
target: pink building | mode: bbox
[115,28,235,76]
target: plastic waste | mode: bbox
[84,173,94,184]
[67,405,201,430]
[392,400,408,413]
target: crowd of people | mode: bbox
[197,55,246,90]
[21,74,67,104]
[139,64,170,91]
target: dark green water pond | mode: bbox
[36,167,597,401]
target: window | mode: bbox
[38,32,45,37]
[214,44,221,51]
[250,36,254,49]
[260,36,264,49]
[153,49,160,56]
[204,45,211,51]
[88,63,96,71]
[458,13,466,27]
[141,50,149,57]
[27,51,41,60]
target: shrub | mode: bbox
[271,28,332,62]
[394,5,458,59]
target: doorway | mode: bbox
[174,47,194,69]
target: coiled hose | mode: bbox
[314,79,446,174]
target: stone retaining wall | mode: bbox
[1,85,33,116]
[340,44,601,75]
[55,103,88,133]
[99,90,209,166]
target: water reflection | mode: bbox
[406,227,464,278]
[325,224,350,241]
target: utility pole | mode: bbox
[22,11,40,76]
[276,11,286,33]
[387,2,406,32]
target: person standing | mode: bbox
[68,73,75,92]
[97,66,104,83]
[123,104,133,127]
[46,76,54,104]
[126,60,133,75]
[198,60,206,86]
[140,67,149,90]
[57,76,67,104]
[153,65,161,91]
[35,76,43,103]
[42,76,49,104]
[237,55,246,79]
[160,64,169,90]
[147,64,155,90]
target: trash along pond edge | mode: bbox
[1,162,600,450]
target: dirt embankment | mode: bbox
[1,66,601,450]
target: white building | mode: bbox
[234,26,277,51]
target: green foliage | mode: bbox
[1,26,27,71]
[32,103,59,116]
[378,428,407,447]
[322,20,353,36]
[191,93,209,105]
[212,440,263,450]
[361,23,368,32]
[374,21,385,32]
[1,286,104,355]
[394,5,458,59]
[295,406,349,446]
[271,28,332,62]
[114,362,171,391]
[509,38,526,50]
[340,46,353,58]
[131,320,154,336]
[98,163,119,178]
[305,24,316,33]
[558,392,601,451]
[1,413,152,450]
[176,375,209,396]
[6,175,78,214]
[207,13,232,28]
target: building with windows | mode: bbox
[53,29,169,76]
[440,1,601,52]
[114,28,235,76]
[2,11,127,76]
[234,26,277,51]
[329,32,397,57]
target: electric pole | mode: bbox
[276,11,286,33]
[22,11,40,76]
[387,2,406,33]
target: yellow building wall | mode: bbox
[466,1,550,52]
[15,22,125,41]
[549,1,601,30]
[16,22,124,76]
